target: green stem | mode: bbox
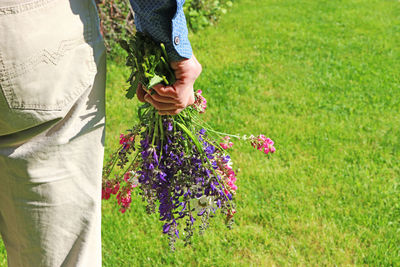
[159,115,164,158]
[152,112,158,146]
[176,122,204,154]
[191,117,241,139]
[120,150,140,178]
[160,43,169,62]
[103,145,124,179]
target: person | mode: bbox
[0,0,201,266]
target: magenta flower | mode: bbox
[193,90,207,113]
[220,136,233,150]
[250,135,275,155]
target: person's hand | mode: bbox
[136,54,202,115]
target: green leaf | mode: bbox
[118,39,130,53]
[125,78,139,99]
[148,75,164,89]
[176,122,204,154]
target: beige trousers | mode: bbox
[0,0,106,266]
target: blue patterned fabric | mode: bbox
[129,0,192,62]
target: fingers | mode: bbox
[145,91,177,104]
[139,54,201,115]
[139,83,178,106]
[136,83,146,102]
[158,108,184,116]
[151,84,178,98]
[144,94,185,111]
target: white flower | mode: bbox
[190,195,217,212]
[128,171,139,187]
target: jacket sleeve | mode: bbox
[129,0,193,62]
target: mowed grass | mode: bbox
[1,0,399,266]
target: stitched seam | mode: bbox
[86,0,98,73]
[0,0,56,15]
[9,46,96,110]
[1,38,94,110]
[6,38,85,80]
[0,51,16,109]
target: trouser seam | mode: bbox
[0,0,56,15]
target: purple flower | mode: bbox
[210,183,217,191]
[184,189,191,197]
[141,150,150,159]
[222,155,231,163]
[158,172,167,182]
[212,161,218,169]
[180,201,187,212]
[153,150,159,165]
[204,144,215,156]
[163,223,171,233]
[140,138,149,148]
[197,208,206,216]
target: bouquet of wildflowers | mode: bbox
[102,32,275,249]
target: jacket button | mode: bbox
[174,36,180,45]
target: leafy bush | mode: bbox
[183,0,233,32]
[95,0,135,59]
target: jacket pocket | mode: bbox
[0,0,99,111]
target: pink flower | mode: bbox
[227,209,236,220]
[124,172,131,182]
[119,133,135,147]
[119,134,127,145]
[111,183,120,194]
[102,180,120,199]
[228,182,237,191]
[193,90,207,113]
[250,134,275,155]
[117,191,132,207]
[220,143,229,149]
[220,136,234,150]
[102,189,111,200]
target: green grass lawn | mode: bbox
[1,0,399,266]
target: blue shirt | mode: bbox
[129,0,193,62]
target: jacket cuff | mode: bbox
[132,1,192,62]
[168,3,192,61]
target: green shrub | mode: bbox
[95,0,135,60]
[183,0,233,32]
